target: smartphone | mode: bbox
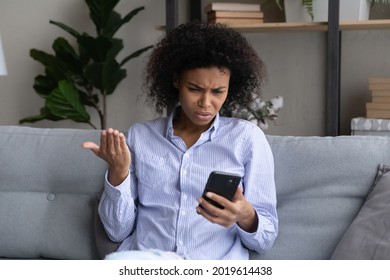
[201,171,241,209]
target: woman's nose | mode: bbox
[198,93,211,108]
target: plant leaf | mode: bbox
[103,60,126,94]
[19,107,65,124]
[84,63,104,91]
[85,60,126,94]
[79,90,99,107]
[120,45,153,67]
[49,20,81,38]
[30,49,65,81]
[46,80,90,122]
[85,0,120,34]
[302,0,314,21]
[33,75,58,97]
[77,35,113,62]
[52,37,87,86]
[274,0,284,11]
[102,7,145,38]
[106,38,124,61]
[101,11,121,38]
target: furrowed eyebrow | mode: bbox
[187,82,202,89]
[187,82,226,91]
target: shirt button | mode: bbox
[183,194,188,200]
[178,240,184,246]
[182,210,186,216]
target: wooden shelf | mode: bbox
[233,19,390,33]
[158,20,390,33]
[340,19,390,30]
[234,22,326,32]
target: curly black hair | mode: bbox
[144,22,266,115]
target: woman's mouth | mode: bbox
[194,111,213,121]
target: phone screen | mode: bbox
[202,171,241,209]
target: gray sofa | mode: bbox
[1,125,389,260]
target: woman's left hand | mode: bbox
[196,187,258,232]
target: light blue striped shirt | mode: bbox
[99,108,278,259]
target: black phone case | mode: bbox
[202,171,241,209]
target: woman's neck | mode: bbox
[172,110,213,148]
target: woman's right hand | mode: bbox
[82,128,131,186]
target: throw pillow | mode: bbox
[94,194,121,259]
[331,164,390,259]
[371,163,390,190]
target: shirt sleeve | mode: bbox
[98,128,138,243]
[98,170,138,243]
[237,124,278,254]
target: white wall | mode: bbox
[0,0,164,132]
[246,31,327,136]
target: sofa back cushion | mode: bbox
[3,126,390,260]
[252,135,390,260]
[0,126,106,259]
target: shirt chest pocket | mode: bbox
[136,154,171,188]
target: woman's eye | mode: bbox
[189,87,200,92]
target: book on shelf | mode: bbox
[366,109,390,119]
[210,21,266,28]
[368,77,390,84]
[372,96,390,103]
[207,10,264,19]
[368,83,390,91]
[208,17,264,25]
[371,90,390,97]
[366,102,390,110]
[204,2,261,13]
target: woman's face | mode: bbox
[175,67,230,128]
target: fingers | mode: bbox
[81,141,99,150]
[105,128,126,155]
[232,187,244,202]
[203,192,228,210]
[197,194,236,227]
[82,128,130,166]
[81,141,100,155]
[197,188,247,228]
[119,132,128,152]
[100,130,107,152]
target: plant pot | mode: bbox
[284,0,370,22]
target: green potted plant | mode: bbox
[19,0,153,129]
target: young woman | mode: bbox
[83,22,278,260]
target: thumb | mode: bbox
[81,141,100,155]
[233,186,245,201]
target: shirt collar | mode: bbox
[165,106,219,141]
